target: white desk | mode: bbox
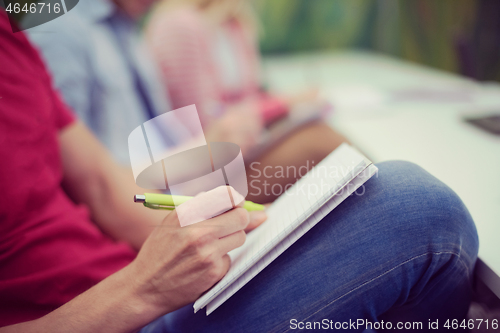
[263,51,500,280]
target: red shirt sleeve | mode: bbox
[51,89,76,130]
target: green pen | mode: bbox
[134,193,265,212]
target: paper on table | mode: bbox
[193,143,377,314]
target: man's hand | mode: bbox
[0,187,268,333]
[246,209,268,232]
[129,187,257,314]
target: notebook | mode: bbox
[194,143,378,315]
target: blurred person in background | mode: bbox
[146,0,321,127]
[25,0,346,203]
[145,0,349,201]
[23,0,254,165]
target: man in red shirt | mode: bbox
[0,9,478,333]
[0,9,263,330]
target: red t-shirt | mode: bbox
[0,11,136,327]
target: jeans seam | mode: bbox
[278,250,465,333]
[455,243,473,281]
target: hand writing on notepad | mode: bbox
[128,187,267,314]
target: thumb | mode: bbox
[245,210,268,232]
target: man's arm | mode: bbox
[59,121,165,249]
[0,123,267,332]
[0,261,154,333]
[0,188,252,333]
[58,121,267,249]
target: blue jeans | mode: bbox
[141,161,479,332]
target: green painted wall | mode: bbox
[257,0,500,81]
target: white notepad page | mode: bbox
[194,144,378,314]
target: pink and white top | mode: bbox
[146,7,288,130]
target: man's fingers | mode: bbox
[245,210,268,232]
[199,207,249,238]
[214,254,231,283]
[173,186,247,228]
[216,230,246,255]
